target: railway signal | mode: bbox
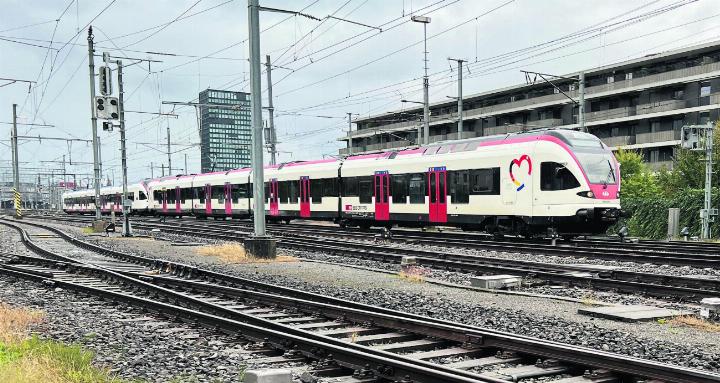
[98,65,112,96]
[94,96,119,120]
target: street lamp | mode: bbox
[411,15,431,146]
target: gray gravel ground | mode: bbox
[17,219,719,373]
[0,224,311,382]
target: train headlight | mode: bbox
[616,191,621,198]
[576,191,594,198]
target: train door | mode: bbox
[374,171,390,221]
[428,167,447,223]
[300,176,310,218]
[115,193,121,213]
[175,186,181,214]
[224,183,232,215]
[161,190,167,214]
[269,179,279,216]
[205,184,212,215]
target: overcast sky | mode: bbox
[1,0,718,185]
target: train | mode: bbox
[62,128,623,237]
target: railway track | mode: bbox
[33,213,720,269]
[26,214,719,300]
[1,217,719,383]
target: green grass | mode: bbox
[0,335,134,382]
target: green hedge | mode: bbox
[617,188,720,239]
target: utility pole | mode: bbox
[412,15,432,146]
[11,104,21,218]
[166,123,172,175]
[246,0,276,258]
[578,71,586,132]
[681,122,716,239]
[422,24,430,145]
[150,162,154,178]
[161,164,165,177]
[87,26,102,220]
[184,153,188,174]
[703,123,714,239]
[347,112,354,155]
[265,55,277,165]
[448,58,465,137]
[116,59,131,236]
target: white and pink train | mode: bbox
[63,129,623,236]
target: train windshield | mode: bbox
[576,151,617,185]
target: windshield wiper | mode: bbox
[603,160,614,188]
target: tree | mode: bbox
[614,148,644,181]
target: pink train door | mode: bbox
[224,183,232,215]
[175,186,181,214]
[299,176,310,218]
[161,190,167,214]
[205,184,212,215]
[115,193,121,213]
[374,171,390,221]
[428,167,447,223]
[270,179,279,216]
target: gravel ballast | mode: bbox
[11,219,718,373]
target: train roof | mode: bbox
[133,128,605,185]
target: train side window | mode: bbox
[323,178,338,197]
[358,177,373,204]
[196,187,206,203]
[540,162,580,191]
[127,194,135,201]
[391,174,408,203]
[264,182,271,202]
[230,185,240,203]
[343,177,358,197]
[288,181,298,203]
[310,179,323,204]
[153,191,161,203]
[138,191,147,200]
[470,168,500,195]
[408,173,426,204]
[449,170,469,204]
[278,181,289,203]
[178,188,186,204]
[212,185,225,203]
[167,188,176,204]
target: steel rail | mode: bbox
[2,219,719,383]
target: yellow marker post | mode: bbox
[12,188,22,219]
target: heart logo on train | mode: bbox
[509,154,532,191]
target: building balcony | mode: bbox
[531,118,564,127]
[586,61,720,97]
[636,99,686,115]
[635,130,679,144]
[444,131,478,140]
[601,135,636,147]
[647,160,674,171]
[710,92,720,105]
[356,140,413,152]
[483,124,526,136]
[586,106,636,122]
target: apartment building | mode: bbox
[340,41,720,169]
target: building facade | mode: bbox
[199,89,252,173]
[341,41,720,169]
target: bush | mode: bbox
[618,188,720,239]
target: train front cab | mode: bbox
[529,131,621,236]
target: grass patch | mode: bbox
[81,227,95,234]
[0,303,131,383]
[398,266,427,283]
[668,315,720,333]
[195,243,297,264]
